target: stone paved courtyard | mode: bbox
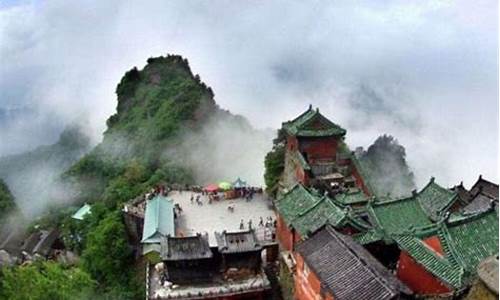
[169,191,276,246]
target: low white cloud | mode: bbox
[0,0,497,190]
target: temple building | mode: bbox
[281,105,371,196]
[215,229,263,275]
[273,106,499,299]
[395,206,498,296]
[141,195,175,259]
[123,186,277,299]
[295,225,411,300]
[275,184,370,251]
[149,232,271,299]
[160,234,214,284]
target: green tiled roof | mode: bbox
[282,106,346,137]
[368,178,460,238]
[350,155,375,195]
[369,196,433,236]
[393,233,464,288]
[392,208,499,289]
[417,178,458,221]
[276,184,321,225]
[72,203,91,220]
[352,229,385,245]
[333,188,368,206]
[276,184,347,237]
[441,209,499,276]
[141,195,175,244]
[291,197,347,237]
[345,213,374,231]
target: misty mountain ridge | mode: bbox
[0,125,92,216]
[1,54,413,218]
[66,55,272,208]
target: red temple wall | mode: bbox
[298,137,338,163]
[294,254,332,300]
[396,250,452,295]
[276,215,294,251]
[287,136,299,151]
[295,166,310,186]
[350,162,371,196]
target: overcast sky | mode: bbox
[0,0,498,188]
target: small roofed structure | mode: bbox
[469,175,499,200]
[21,229,62,259]
[462,193,496,215]
[215,229,262,254]
[394,207,499,295]
[450,182,473,206]
[215,230,263,275]
[295,225,411,300]
[32,229,61,257]
[232,177,247,189]
[160,234,214,284]
[141,195,175,257]
[416,177,459,222]
[21,231,42,256]
[71,203,92,220]
[282,105,346,138]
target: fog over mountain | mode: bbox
[1,0,497,188]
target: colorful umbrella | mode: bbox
[204,184,219,193]
[218,181,232,191]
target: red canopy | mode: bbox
[204,184,219,193]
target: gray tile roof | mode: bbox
[470,176,498,201]
[161,234,212,261]
[214,229,262,254]
[450,183,472,206]
[296,225,411,300]
[462,193,496,215]
[32,229,60,257]
[21,231,42,254]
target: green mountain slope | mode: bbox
[67,54,271,208]
[66,55,210,206]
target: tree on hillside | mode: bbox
[0,261,95,300]
[358,134,415,197]
[0,179,16,222]
[264,129,286,197]
[80,211,139,298]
